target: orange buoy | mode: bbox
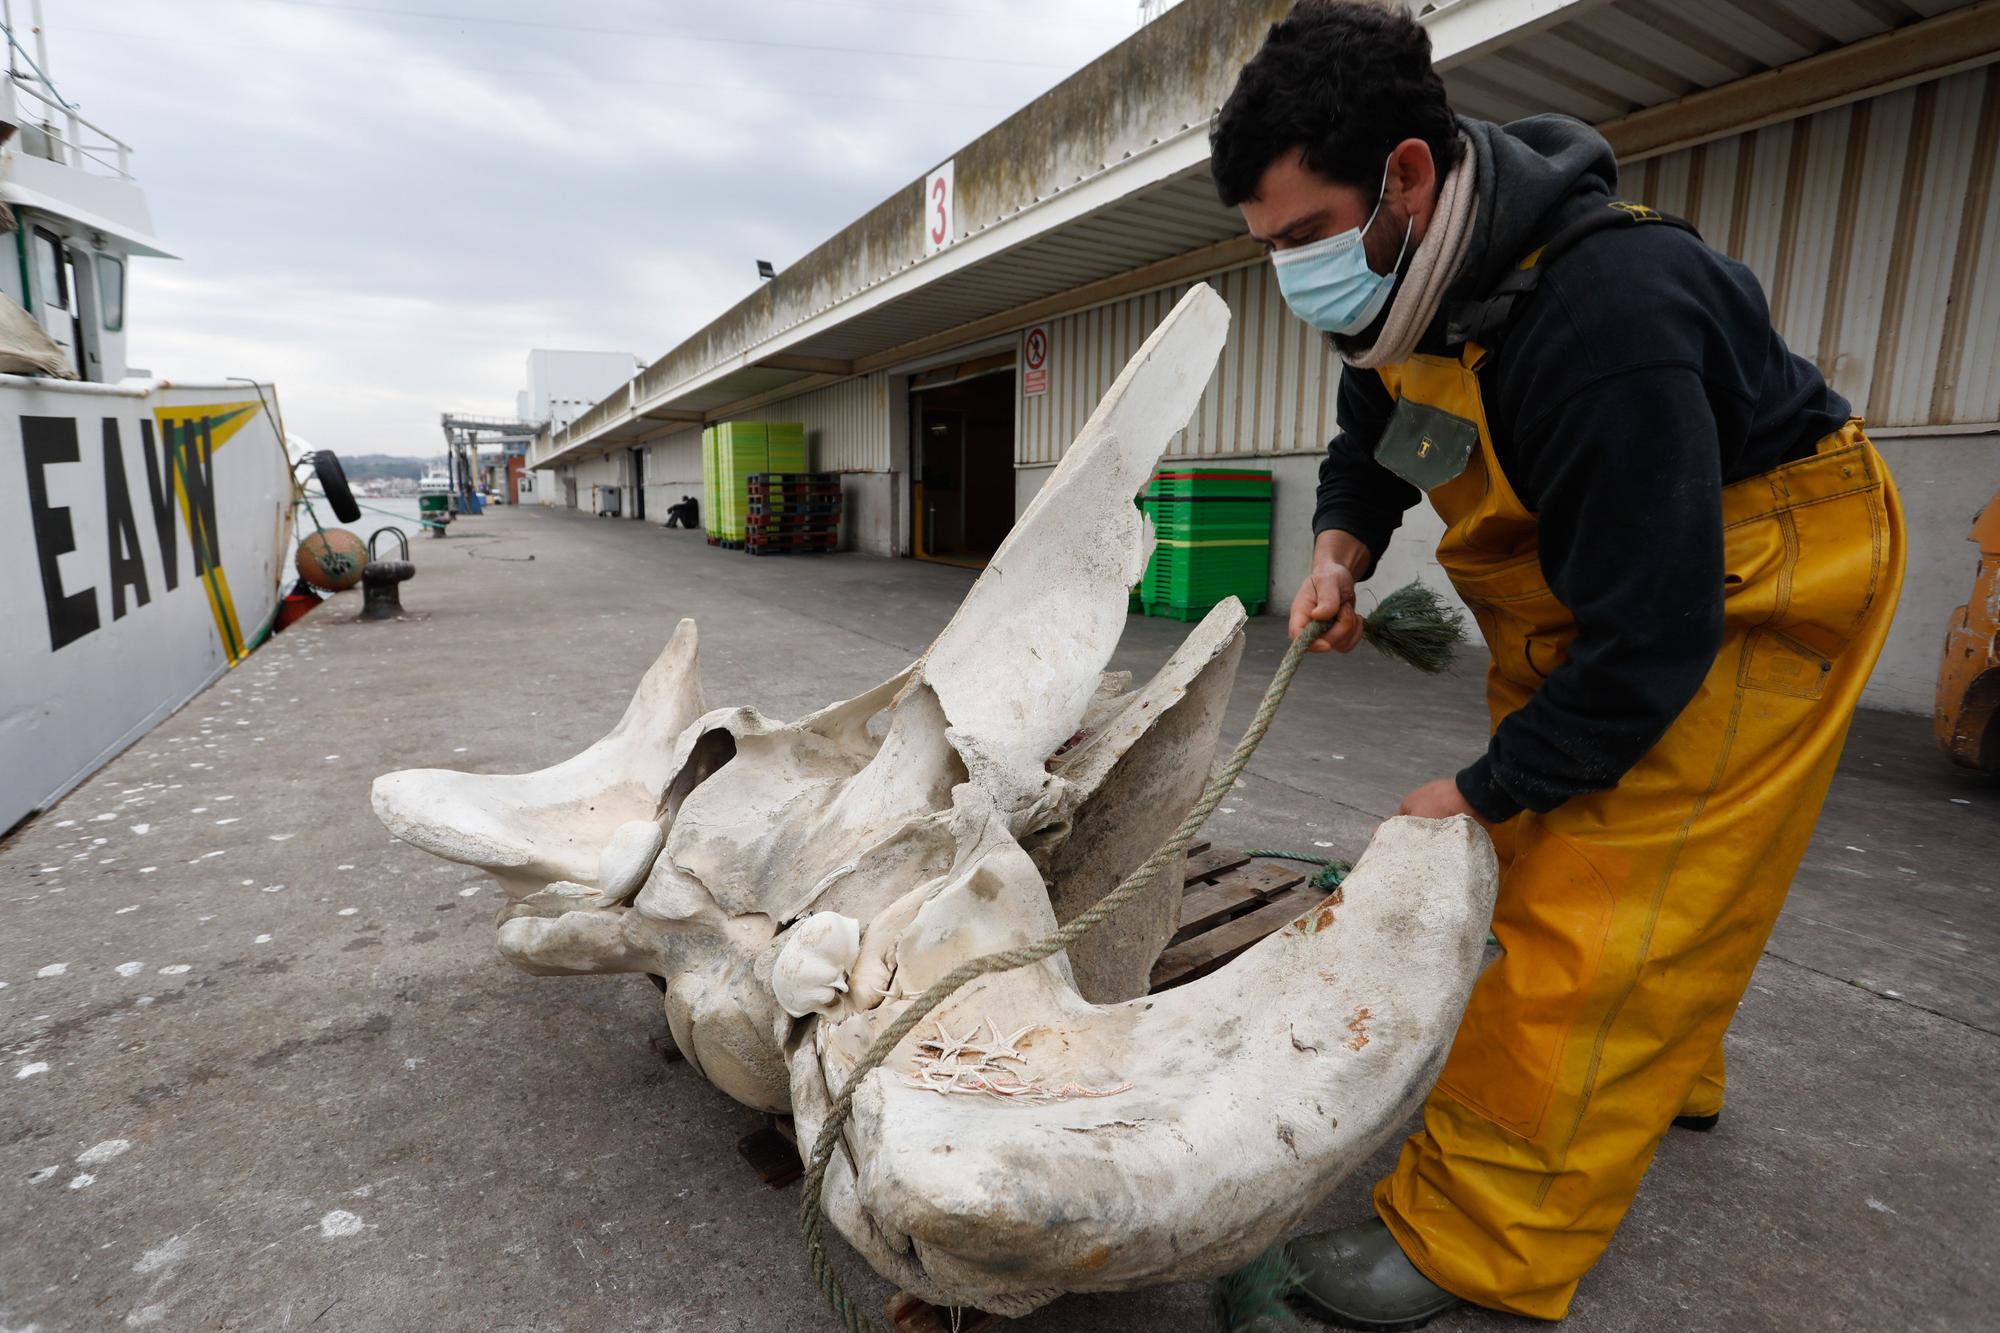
[297,529,368,592]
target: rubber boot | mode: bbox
[1284,1218,1461,1331]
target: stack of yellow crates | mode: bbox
[704,421,807,548]
[702,428,720,544]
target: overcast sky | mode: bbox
[56,0,1146,456]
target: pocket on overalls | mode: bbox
[1722,439,1891,697]
[1471,577,1573,689]
[1451,547,1571,688]
[1739,628,1833,699]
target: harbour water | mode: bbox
[302,493,426,542]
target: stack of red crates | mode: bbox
[746,472,842,555]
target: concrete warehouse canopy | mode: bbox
[539,0,1993,470]
[375,285,1501,1310]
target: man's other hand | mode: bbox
[1290,563,1362,652]
[1292,531,1373,653]
[1397,776,1492,828]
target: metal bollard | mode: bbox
[360,527,416,621]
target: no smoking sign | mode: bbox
[1023,324,1050,397]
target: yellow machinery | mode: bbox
[1936,489,2000,773]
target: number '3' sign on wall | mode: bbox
[923,160,955,258]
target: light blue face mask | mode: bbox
[1270,158,1412,336]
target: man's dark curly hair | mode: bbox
[1210,1,1462,208]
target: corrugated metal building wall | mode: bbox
[572,452,628,515]
[760,373,892,472]
[646,426,704,488]
[641,371,900,552]
[1630,64,2000,430]
[644,373,892,483]
[1016,264,1336,467]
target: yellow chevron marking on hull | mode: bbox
[154,401,262,665]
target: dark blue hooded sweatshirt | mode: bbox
[1313,115,1851,821]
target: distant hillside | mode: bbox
[333,454,441,481]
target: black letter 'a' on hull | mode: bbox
[103,417,152,618]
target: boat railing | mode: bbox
[1,15,134,180]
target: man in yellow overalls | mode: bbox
[1209,4,1903,1327]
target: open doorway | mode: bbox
[910,356,1015,567]
[627,447,646,520]
[30,227,84,377]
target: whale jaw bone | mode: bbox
[792,814,1499,1314]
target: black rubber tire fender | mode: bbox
[312,450,363,522]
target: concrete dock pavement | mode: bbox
[3,505,1995,1332]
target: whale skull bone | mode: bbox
[368,283,1498,1314]
[373,284,1248,1111]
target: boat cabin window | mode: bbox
[33,228,67,312]
[97,255,124,331]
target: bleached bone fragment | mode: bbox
[905,1018,1132,1102]
[772,912,863,1018]
[518,880,601,908]
[371,619,705,898]
[597,820,665,904]
[495,905,653,977]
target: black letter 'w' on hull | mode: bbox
[177,417,222,578]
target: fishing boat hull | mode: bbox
[1,376,294,832]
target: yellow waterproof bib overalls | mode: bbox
[1366,215,1906,1319]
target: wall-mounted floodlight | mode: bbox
[756,260,776,281]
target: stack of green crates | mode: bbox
[1138,468,1272,621]
[703,421,807,548]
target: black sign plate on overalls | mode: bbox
[1374,397,1478,492]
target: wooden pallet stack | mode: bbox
[1149,842,1330,991]
[746,471,843,555]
